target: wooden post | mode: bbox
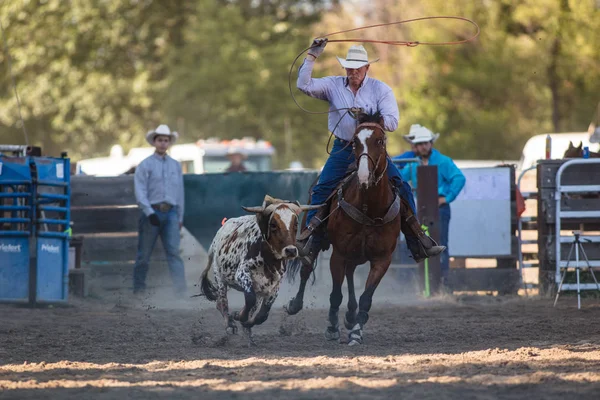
[417,165,441,294]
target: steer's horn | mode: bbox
[299,204,326,211]
[242,206,265,213]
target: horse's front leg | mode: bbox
[285,262,313,315]
[326,249,346,341]
[344,263,359,330]
[348,256,391,346]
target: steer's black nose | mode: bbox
[284,246,298,258]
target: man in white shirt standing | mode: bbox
[133,124,186,295]
[296,39,444,267]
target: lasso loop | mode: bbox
[289,16,480,115]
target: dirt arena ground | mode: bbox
[2,283,600,400]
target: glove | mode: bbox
[149,213,160,227]
[307,38,328,59]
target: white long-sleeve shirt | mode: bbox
[134,153,185,223]
[297,58,399,141]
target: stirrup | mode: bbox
[298,215,325,241]
[409,239,446,263]
[297,235,314,257]
[298,226,315,241]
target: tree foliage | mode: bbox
[0,0,598,165]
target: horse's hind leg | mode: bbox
[348,257,391,346]
[344,263,358,330]
[326,249,346,341]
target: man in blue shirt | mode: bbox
[133,124,187,296]
[400,124,466,284]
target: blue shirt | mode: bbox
[399,149,466,203]
[134,153,185,223]
[296,58,399,141]
[392,150,416,169]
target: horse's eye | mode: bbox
[270,222,278,230]
[377,139,384,146]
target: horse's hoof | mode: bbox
[284,298,303,315]
[232,311,240,321]
[325,326,340,341]
[344,314,356,330]
[348,325,363,346]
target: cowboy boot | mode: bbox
[400,199,445,263]
[297,233,323,266]
[297,207,328,266]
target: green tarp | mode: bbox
[183,171,319,250]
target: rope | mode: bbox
[0,19,29,146]
[316,16,480,46]
[288,15,480,115]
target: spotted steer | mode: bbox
[200,195,322,343]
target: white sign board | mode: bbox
[448,167,512,257]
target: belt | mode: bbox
[151,202,174,212]
[334,137,350,144]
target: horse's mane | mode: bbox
[357,111,383,125]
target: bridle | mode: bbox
[352,122,389,187]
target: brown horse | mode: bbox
[287,112,402,346]
[563,141,600,158]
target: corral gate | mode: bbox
[531,159,600,292]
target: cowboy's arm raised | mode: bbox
[296,57,332,101]
[377,84,399,132]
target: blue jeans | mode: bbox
[306,139,417,239]
[133,208,187,292]
[439,203,451,279]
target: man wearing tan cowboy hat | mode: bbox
[225,147,248,173]
[295,39,444,267]
[400,124,465,287]
[133,124,187,295]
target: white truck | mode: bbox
[517,132,594,173]
[75,138,275,176]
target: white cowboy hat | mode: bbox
[336,45,379,69]
[145,124,178,146]
[227,147,247,159]
[403,124,440,144]
[146,124,179,146]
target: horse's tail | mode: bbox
[200,251,218,302]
